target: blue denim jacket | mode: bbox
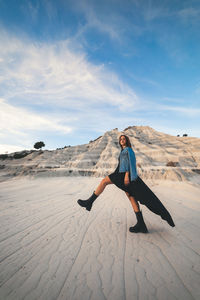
[119,147,138,181]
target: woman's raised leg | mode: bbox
[77,176,113,211]
[94,176,113,196]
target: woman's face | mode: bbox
[120,136,127,148]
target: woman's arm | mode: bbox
[127,148,137,181]
[120,150,131,185]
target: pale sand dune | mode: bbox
[0,177,200,300]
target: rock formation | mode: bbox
[1,126,200,182]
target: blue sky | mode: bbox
[0,0,200,153]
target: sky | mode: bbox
[0,0,200,154]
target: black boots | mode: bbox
[129,210,148,233]
[77,191,98,211]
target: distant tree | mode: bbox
[177,135,180,137]
[183,134,188,137]
[34,141,45,150]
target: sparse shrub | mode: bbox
[177,135,180,137]
[13,152,27,159]
[0,150,35,160]
[183,134,188,137]
[12,150,35,159]
[89,135,102,143]
[0,154,8,160]
[93,136,102,142]
[124,126,133,131]
[166,161,179,167]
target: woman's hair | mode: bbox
[119,134,132,150]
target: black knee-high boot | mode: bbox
[129,210,148,233]
[77,191,98,211]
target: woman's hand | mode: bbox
[124,172,130,186]
[124,178,130,186]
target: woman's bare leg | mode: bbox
[125,191,140,212]
[94,176,113,196]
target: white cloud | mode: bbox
[177,7,200,19]
[0,97,73,152]
[80,8,121,41]
[128,72,160,87]
[162,97,187,103]
[0,98,72,134]
[0,30,139,112]
[142,5,168,21]
[0,29,141,150]
[71,0,147,46]
[158,104,200,117]
[71,0,122,41]
[0,144,27,154]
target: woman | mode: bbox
[77,134,175,233]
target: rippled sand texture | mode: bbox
[0,177,200,300]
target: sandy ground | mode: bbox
[0,176,199,300]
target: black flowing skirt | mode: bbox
[108,165,175,227]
